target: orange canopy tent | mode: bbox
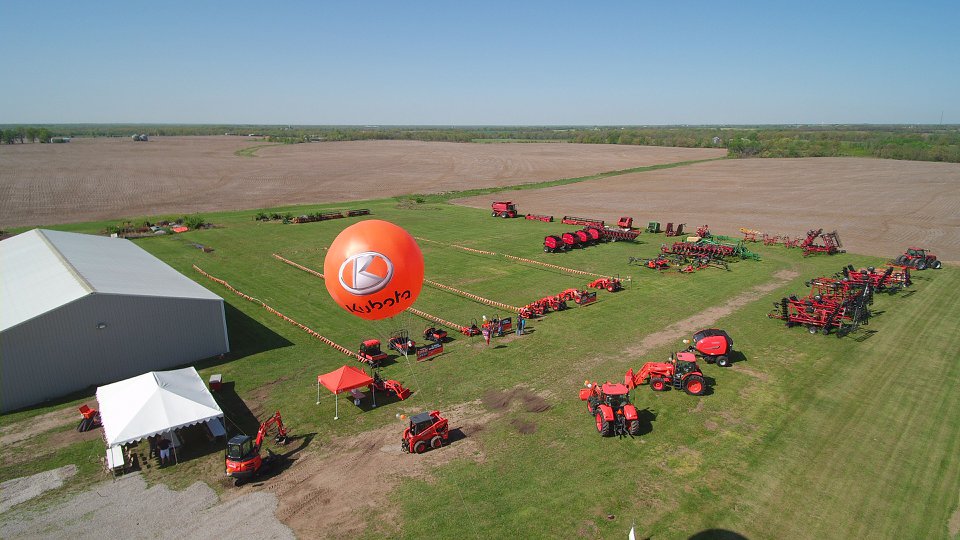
[317,365,374,420]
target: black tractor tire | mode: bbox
[414,440,428,454]
[500,212,509,218]
[917,260,928,270]
[544,246,550,253]
[895,255,907,265]
[716,355,731,368]
[627,419,641,436]
[587,399,596,415]
[822,326,831,335]
[650,377,666,391]
[596,413,613,437]
[932,260,942,269]
[491,211,497,217]
[430,436,443,449]
[807,325,818,334]
[683,374,707,396]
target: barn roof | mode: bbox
[0,229,222,331]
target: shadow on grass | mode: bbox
[214,381,262,436]
[633,408,657,437]
[196,303,295,370]
[850,329,879,343]
[688,529,749,540]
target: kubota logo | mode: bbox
[338,251,394,295]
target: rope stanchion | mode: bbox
[501,254,610,279]
[193,265,358,359]
[422,279,523,313]
[451,245,496,255]
[405,308,470,334]
[273,253,324,278]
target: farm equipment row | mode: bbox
[768,274,873,336]
[286,209,370,224]
[562,215,605,227]
[801,228,844,257]
[525,213,554,222]
[543,225,641,252]
[522,288,597,316]
[660,237,761,261]
[839,265,912,291]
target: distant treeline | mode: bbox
[2,124,958,163]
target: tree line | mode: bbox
[2,124,957,163]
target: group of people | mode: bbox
[480,314,526,345]
[148,434,175,466]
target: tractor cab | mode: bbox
[600,383,630,408]
[409,412,436,436]
[673,352,700,374]
[358,339,388,365]
[226,434,255,461]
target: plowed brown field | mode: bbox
[455,157,960,260]
[0,137,722,227]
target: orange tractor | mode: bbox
[225,411,289,485]
[579,381,643,437]
[401,411,449,453]
[625,352,707,396]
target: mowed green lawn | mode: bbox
[3,198,958,539]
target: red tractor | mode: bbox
[625,352,707,396]
[895,247,942,270]
[685,329,733,367]
[225,411,289,485]
[357,339,388,366]
[401,411,449,453]
[491,201,518,218]
[588,275,623,292]
[579,382,643,437]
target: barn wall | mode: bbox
[0,293,228,411]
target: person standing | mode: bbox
[157,435,171,466]
[517,314,526,336]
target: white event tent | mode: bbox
[96,367,224,452]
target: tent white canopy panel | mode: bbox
[96,367,223,448]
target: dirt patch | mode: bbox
[0,137,722,228]
[0,465,77,514]
[949,489,960,536]
[0,407,82,446]
[481,388,552,413]
[704,420,719,432]
[0,472,293,539]
[510,418,537,435]
[244,399,496,538]
[454,157,960,260]
[736,366,771,382]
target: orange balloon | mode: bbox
[323,220,424,320]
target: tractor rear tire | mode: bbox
[414,440,427,454]
[627,419,641,436]
[932,260,942,269]
[917,260,927,270]
[716,355,730,368]
[430,436,443,449]
[500,212,509,218]
[596,413,613,437]
[683,375,706,396]
[895,255,907,265]
[650,378,666,391]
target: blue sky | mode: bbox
[1,1,957,124]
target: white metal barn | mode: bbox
[0,229,229,412]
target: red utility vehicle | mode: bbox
[225,411,289,485]
[491,201,518,218]
[579,382,643,437]
[372,371,412,400]
[401,411,449,453]
[625,352,707,396]
[423,327,448,343]
[895,248,942,270]
[685,329,733,367]
[357,339,388,366]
